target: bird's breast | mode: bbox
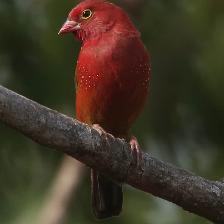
[75,36,150,136]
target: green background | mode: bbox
[0,0,224,223]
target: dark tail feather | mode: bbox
[91,169,123,219]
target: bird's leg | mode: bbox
[92,124,114,139]
[129,135,142,167]
[93,125,142,167]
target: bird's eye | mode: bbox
[81,9,92,20]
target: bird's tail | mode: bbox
[91,169,123,219]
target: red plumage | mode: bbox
[59,0,150,219]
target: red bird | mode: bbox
[59,0,150,219]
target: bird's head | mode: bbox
[58,0,139,42]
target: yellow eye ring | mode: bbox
[81,9,93,20]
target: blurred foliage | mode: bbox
[0,0,224,223]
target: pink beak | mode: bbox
[58,20,81,35]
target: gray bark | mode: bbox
[0,85,223,223]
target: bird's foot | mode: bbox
[92,124,114,139]
[129,135,142,167]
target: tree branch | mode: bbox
[38,156,84,224]
[0,84,223,223]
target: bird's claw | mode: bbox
[92,124,114,139]
[129,136,142,167]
